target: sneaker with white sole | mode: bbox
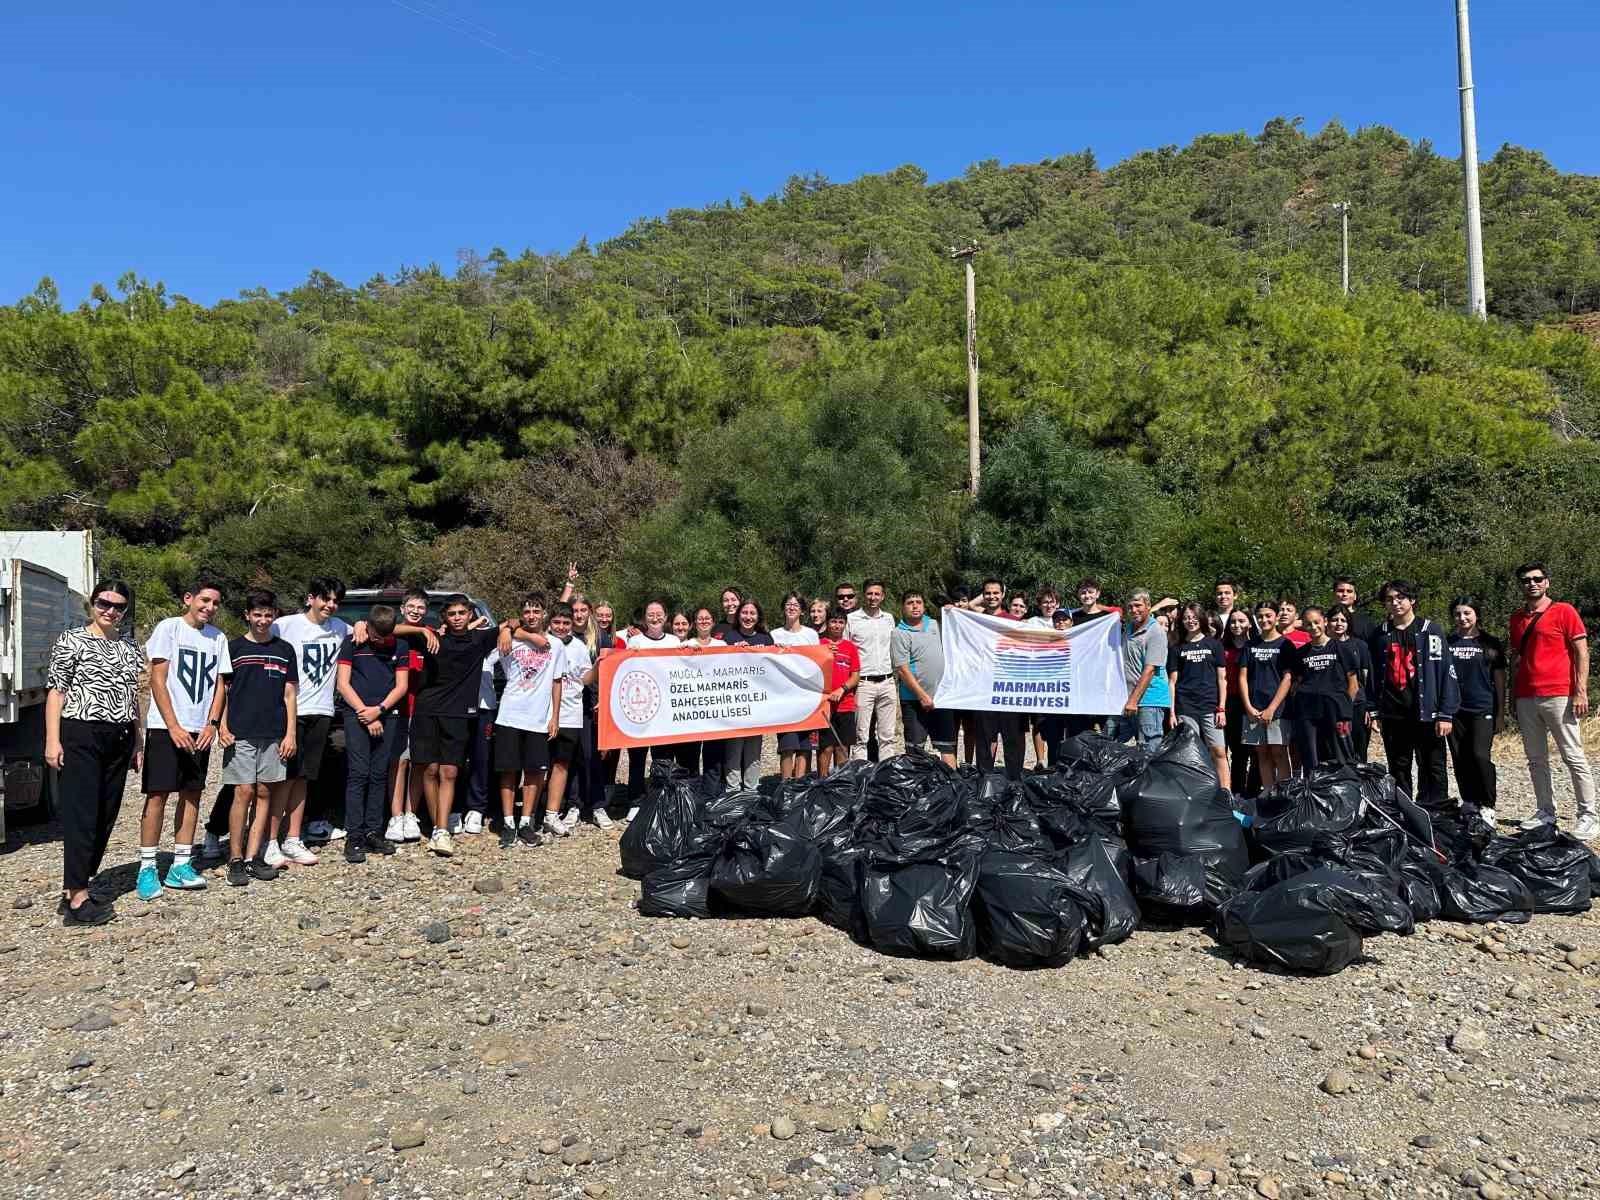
[402,813,423,842]
[280,838,320,866]
[384,815,407,842]
[431,828,455,857]
[1520,813,1557,832]
[542,811,569,838]
[262,840,288,868]
[326,826,347,842]
[624,806,641,823]
[593,809,615,830]
[201,832,227,860]
[561,807,581,831]
[447,813,463,835]
[306,820,334,841]
[463,811,484,835]
[1574,815,1600,842]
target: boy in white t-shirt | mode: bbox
[490,593,563,845]
[138,581,233,900]
[267,576,351,867]
[546,603,598,831]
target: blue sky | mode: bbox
[5,1,1595,306]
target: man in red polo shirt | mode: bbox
[1508,562,1595,839]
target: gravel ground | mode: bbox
[3,731,1600,1200]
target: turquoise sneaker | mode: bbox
[162,862,207,891]
[135,864,161,900]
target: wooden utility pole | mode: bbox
[950,243,981,495]
[1332,201,1351,295]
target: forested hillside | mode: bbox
[4,117,1598,628]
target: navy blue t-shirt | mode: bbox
[1168,636,1225,716]
[1289,639,1357,722]
[225,635,298,739]
[1448,632,1504,717]
[1241,635,1292,712]
[337,635,409,708]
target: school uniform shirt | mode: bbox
[823,637,862,713]
[413,627,500,718]
[336,634,404,710]
[491,638,560,733]
[625,631,681,651]
[1448,632,1504,717]
[724,629,775,649]
[845,609,895,676]
[227,635,298,739]
[1241,635,1292,713]
[556,635,592,731]
[145,617,233,732]
[1509,602,1586,699]
[1168,635,1225,717]
[770,626,821,648]
[1289,639,1356,722]
[271,612,351,718]
[1339,636,1374,714]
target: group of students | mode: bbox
[40,561,1595,928]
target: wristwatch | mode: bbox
[208,719,220,728]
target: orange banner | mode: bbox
[597,643,832,751]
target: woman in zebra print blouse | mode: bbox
[44,580,146,927]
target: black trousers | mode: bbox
[344,711,402,840]
[1223,696,1257,795]
[205,783,235,836]
[1379,716,1450,809]
[1448,712,1497,811]
[976,712,1027,780]
[1292,716,1351,773]
[58,719,135,891]
[1350,712,1372,763]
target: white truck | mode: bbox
[0,531,101,837]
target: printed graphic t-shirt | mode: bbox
[145,617,233,732]
[271,612,352,717]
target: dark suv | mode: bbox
[337,588,494,629]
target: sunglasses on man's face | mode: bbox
[836,593,855,601]
[1520,576,1547,584]
[93,599,128,613]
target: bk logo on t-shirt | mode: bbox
[175,647,218,705]
[303,642,338,689]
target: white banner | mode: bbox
[598,644,831,750]
[931,606,1129,715]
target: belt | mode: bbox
[861,673,892,682]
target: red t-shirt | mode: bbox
[1223,644,1243,699]
[1282,629,1311,649]
[823,637,862,713]
[1509,601,1587,698]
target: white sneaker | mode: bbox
[402,813,423,842]
[1475,807,1498,832]
[593,809,614,830]
[202,832,226,859]
[1574,815,1600,842]
[262,840,287,868]
[431,829,455,857]
[624,806,641,823]
[446,813,463,835]
[326,826,347,843]
[463,811,484,835]
[306,820,334,840]
[561,807,581,831]
[1520,813,1557,832]
[542,811,569,838]
[384,815,407,842]
[281,838,320,866]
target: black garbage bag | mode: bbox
[701,786,762,833]
[1120,726,1236,860]
[1023,768,1121,834]
[791,789,857,845]
[860,751,958,823]
[619,764,706,880]
[1057,833,1140,948]
[1057,732,1149,782]
[754,777,816,822]
[1250,766,1365,858]
[1263,864,1413,935]
[1132,853,1211,916]
[639,852,722,919]
[1431,814,1492,865]
[1398,844,1445,922]
[865,780,970,861]
[858,835,983,960]
[974,850,1088,967]
[1433,859,1535,924]
[816,838,870,932]
[710,809,823,917]
[965,785,1052,854]
[1215,876,1365,974]
[1481,826,1593,915]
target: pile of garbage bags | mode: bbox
[619,724,1599,975]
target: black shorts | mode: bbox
[494,726,550,774]
[142,727,212,794]
[777,730,811,753]
[818,711,857,749]
[549,729,581,768]
[285,714,333,781]
[410,714,472,766]
[903,704,958,752]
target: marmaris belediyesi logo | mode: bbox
[992,628,1072,682]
